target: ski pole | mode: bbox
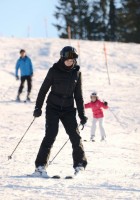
[48,123,85,165]
[8,117,35,160]
[109,107,125,128]
[49,138,70,165]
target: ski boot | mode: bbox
[26,92,31,102]
[100,136,106,141]
[74,163,84,176]
[90,136,95,142]
[30,166,49,178]
[16,93,21,102]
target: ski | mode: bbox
[11,99,34,103]
[26,174,74,179]
[51,175,61,179]
[27,168,84,179]
[26,173,77,179]
[64,172,83,179]
[11,174,74,179]
[24,99,35,103]
[27,174,61,179]
[83,139,95,142]
[65,176,73,179]
[84,139,106,142]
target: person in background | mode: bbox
[85,92,108,142]
[15,49,33,101]
[32,46,88,177]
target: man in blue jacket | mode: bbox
[15,49,33,101]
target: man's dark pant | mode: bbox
[18,76,32,94]
[35,106,87,169]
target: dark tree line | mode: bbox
[53,0,140,43]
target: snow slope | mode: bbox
[0,37,140,200]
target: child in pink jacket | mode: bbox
[85,92,108,141]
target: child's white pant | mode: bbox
[91,118,106,139]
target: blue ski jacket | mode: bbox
[15,56,33,77]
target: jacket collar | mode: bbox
[20,55,27,60]
[53,59,80,72]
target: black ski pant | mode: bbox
[18,76,32,94]
[35,106,87,169]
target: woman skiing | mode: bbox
[85,92,108,142]
[32,46,88,177]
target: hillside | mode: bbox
[0,38,140,200]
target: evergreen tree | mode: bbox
[118,0,140,43]
[53,0,140,43]
[54,0,90,39]
[90,0,104,40]
[99,0,108,40]
[108,0,116,41]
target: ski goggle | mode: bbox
[61,51,78,59]
[91,93,97,97]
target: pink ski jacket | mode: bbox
[85,99,108,118]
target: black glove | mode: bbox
[104,101,108,106]
[80,116,88,130]
[80,116,88,125]
[16,75,19,80]
[33,108,42,117]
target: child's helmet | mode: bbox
[60,46,78,60]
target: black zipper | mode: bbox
[60,71,74,110]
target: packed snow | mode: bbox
[0,37,140,200]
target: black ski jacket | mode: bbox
[35,59,85,119]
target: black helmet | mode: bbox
[60,46,78,60]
